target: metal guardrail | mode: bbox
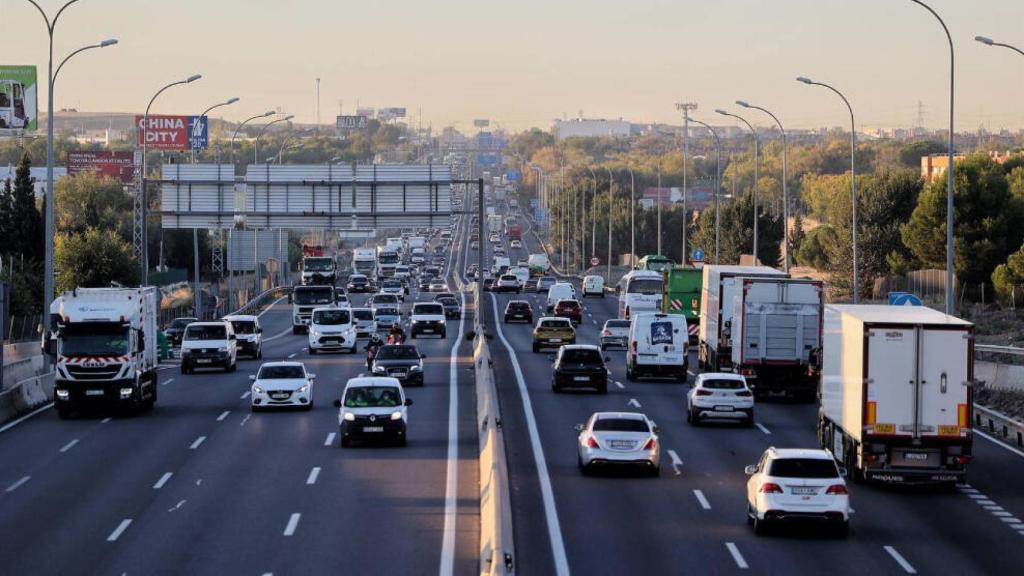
[975,344,1024,356]
[974,403,1024,449]
[227,285,291,317]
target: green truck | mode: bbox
[661,266,702,340]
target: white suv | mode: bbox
[745,447,850,537]
[308,307,357,354]
[687,372,754,426]
[223,314,262,359]
[410,302,447,338]
[180,321,238,374]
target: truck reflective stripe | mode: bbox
[866,401,877,425]
[957,403,969,429]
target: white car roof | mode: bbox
[312,306,348,313]
[592,411,646,421]
[538,316,571,322]
[187,321,230,327]
[697,372,747,382]
[259,361,305,369]
[222,314,258,322]
[559,344,600,352]
[345,376,404,389]
[768,447,834,460]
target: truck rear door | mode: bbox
[866,326,918,438]
[739,281,820,364]
[918,328,970,439]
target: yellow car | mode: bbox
[532,317,576,353]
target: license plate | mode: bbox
[550,338,562,343]
[937,425,960,436]
[422,329,433,333]
[665,345,676,352]
[392,372,407,378]
[86,389,104,396]
[904,452,929,461]
[271,394,288,400]
[609,440,634,449]
[791,487,818,495]
[197,359,212,364]
[714,406,734,412]
[363,426,384,433]
[873,423,896,434]
[573,376,590,382]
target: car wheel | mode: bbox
[746,504,755,527]
[340,436,350,448]
[685,408,692,423]
[251,405,261,413]
[551,381,560,393]
[304,402,313,411]
[626,363,636,382]
[181,363,190,375]
[689,409,700,426]
[649,465,660,478]
[441,331,447,338]
[744,411,755,428]
[56,405,72,419]
[310,347,318,355]
[532,343,540,353]
[753,515,768,536]
[229,360,237,373]
[396,435,407,447]
[257,347,263,359]
[292,326,301,335]
[598,383,608,394]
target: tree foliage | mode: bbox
[55,228,138,293]
[690,190,784,266]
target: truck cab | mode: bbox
[291,285,336,334]
[301,256,337,286]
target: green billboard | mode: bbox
[0,65,38,134]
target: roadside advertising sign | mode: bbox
[378,107,406,120]
[0,65,38,135]
[473,119,490,127]
[67,151,135,184]
[135,115,207,150]
[336,115,367,129]
[356,107,375,118]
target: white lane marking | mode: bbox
[627,398,642,408]
[491,294,570,576]
[288,353,297,359]
[614,381,624,389]
[975,429,1024,459]
[325,432,336,446]
[6,475,30,493]
[0,403,53,434]
[439,238,469,576]
[755,423,772,435]
[101,417,112,424]
[59,438,79,453]
[884,545,917,574]
[240,391,251,399]
[1000,517,1022,523]
[693,489,711,510]
[107,519,133,542]
[591,319,597,325]
[992,511,1013,517]
[257,295,289,318]
[162,378,175,386]
[217,410,230,422]
[240,414,251,427]
[306,467,321,485]
[967,494,987,499]
[153,472,173,489]
[668,450,684,476]
[687,370,697,377]
[725,542,748,569]
[169,499,187,512]
[283,513,301,536]
[189,436,206,450]
[262,325,294,343]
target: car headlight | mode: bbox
[344,412,355,421]
[410,364,422,372]
[253,385,264,394]
[310,330,320,338]
[373,366,387,374]
[218,346,228,352]
[298,384,310,394]
[390,411,403,421]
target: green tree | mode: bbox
[992,243,1024,305]
[8,154,43,261]
[791,210,806,254]
[55,228,139,292]
[55,171,132,238]
[898,140,946,169]
[1008,166,1024,200]
[902,154,1024,285]
[795,224,835,270]
[690,190,783,266]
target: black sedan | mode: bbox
[503,300,533,324]
[435,295,462,319]
[164,317,198,346]
[347,275,371,293]
[551,345,609,394]
[370,345,426,387]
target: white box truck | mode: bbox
[730,277,824,399]
[301,255,337,286]
[818,305,973,484]
[50,287,159,418]
[698,265,787,372]
[352,247,377,276]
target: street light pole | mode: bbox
[193,97,239,163]
[254,114,294,164]
[230,111,274,165]
[628,165,635,268]
[586,166,597,269]
[737,100,789,272]
[686,116,722,264]
[716,109,760,263]
[140,74,202,285]
[797,76,858,302]
[605,166,613,282]
[909,0,956,315]
[976,35,1024,57]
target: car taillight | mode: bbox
[695,389,713,396]
[587,436,599,449]
[739,369,755,376]
[825,484,848,495]
[632,341,637,352]
[759,483,783,494]
[642,438,657,451]
[735,390,752,397]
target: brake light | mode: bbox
[642,438,657,451]
[695,389,713,396]
[825,484,848,495]
[587,436,599,449]
[739,369,755,376]
[632,341,637,352]
[759,483,783,494]
[735,390,752,397]
[953,455,971,465]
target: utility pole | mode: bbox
[675,102,697,265]
[315,78,321,134]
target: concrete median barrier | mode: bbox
[0,372,54,426]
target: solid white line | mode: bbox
[0,403,53,434]
[306,467,321,485]
[189,436,206,450]
[325,432,336,446]
[162,378,175,386]
[217,410,230,422]
[283,513,301,536]
[5,475,30,493]
[240,391,251,399]
[491,295,570,576]
[257,295,289,319]
[262,324,294,343]
[693,489,711,510]
[101,417,112,424]
[725,542,748,569]
[755,423,772,435]
[59,438,79,453]
[107,519,133,542]
[975,428,1024,459]
[884,546,917,574]
[153,472,173,489]
[288,353,297,359]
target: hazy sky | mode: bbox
[2,0,1023,132]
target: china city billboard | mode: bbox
[135,114,208,150]
[0,65,38,135]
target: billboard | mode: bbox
[336,115,367,129]
[0,65,38,135]
[135,115,208,150]
[356,107,375,118]
[473,119,490,127]
[378,107,406,120]
[67,151,135,183]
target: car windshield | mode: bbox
[258,365,305,379]
[171,318,196,329]
[350,277,367,284]
[184,325,227,340]
[352,309,373,321]
[501,275,516,282]
[557,301,580,309]
[627,278,663,294]
[508,302,529,311]
[314,309,350,325]
[304,257,334,271]
[768,458,840,479]
[229,320,256,334]
[378,253,399,264]
[377,346,420,360]
[293,288,334,305]
[593,418,649,433]
[373,295,399,304]
[540,320,570,329]
[60,323,129,356]
[560,349,602,364]
[344,386,402,408]
[384,280,402,288]
[540,278,554,286]
[414,304,444,315]
[703,378,745,390]
[606,320,630,329]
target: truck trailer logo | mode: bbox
[651,321,673,345]
[885,331,904,341]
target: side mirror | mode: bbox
[574,423,585,432]
[257,327,263,333]
[652,425,660,434]
[248,375,256,381]
[44,333,57,356]
[838,466,849,478]
[333,399,342,408]
[307,374,316,380]
[229,334,237,341]
[744,465,758,476]
[404,398,413,406]
[420,353,427,359]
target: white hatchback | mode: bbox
[745,447,850,536]
[687,372,754,426]
[250,361,315,411]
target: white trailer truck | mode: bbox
[730,277,824,399]
[50,287,159,418]
[352,247,377,276]
[698,265,787,372]
[818,305,973,484]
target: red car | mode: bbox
[554,299,582,325]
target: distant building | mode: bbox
[921,150,1023,181]
[0,165,68,196]
[553,118,631,140]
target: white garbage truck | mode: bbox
[818,305,974,485]
[50,287,159,418]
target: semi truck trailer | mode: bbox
[698,265,787,372]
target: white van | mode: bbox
[308,307,357,354]
[181,321,238,374]
[546,282,577,312]
[626,312,689,382]
[582,275,605,298]
[617,270,664,320]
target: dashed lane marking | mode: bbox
[107,519,133,542]
[725,542,748,569]
[755,423,772,435]
[694,489,711,510]
[883,545,917,574]
[59,439,79,453]
[5,475,30,493]
[217,411,230,422]
[283,513,301,536]
[153,472,173,489]
[325,432,336,446]
[306,467,321,485]
[189,436,206,450]
[162,378,175,386]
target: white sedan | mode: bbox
[576,412,660,477]
[250,361,315,411]
[745,447,850,536]
[687,372,754,426]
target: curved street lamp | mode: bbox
[255,114,294,164]
[737,100,789,272]
[230,111,274,164]
[192,97,239,162]
[715,108,761,263]
[685,116,722,264]
[975,35,1024,57]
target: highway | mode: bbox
[480,205,1024,575]
[0,216,479,575]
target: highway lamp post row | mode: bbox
[797,76,858,303]
[141,74,202,285]
[559,163,566,270]
[627,165,635,269]
[230,111,274,165]
[685,115,722,264]
[605,166,613,282]
[193,97,239,163]
[736,100,789,273]
[586,166,597,271]
[254,114,294,164]
[715,109,759,264]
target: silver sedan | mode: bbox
[576,412,661,476]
